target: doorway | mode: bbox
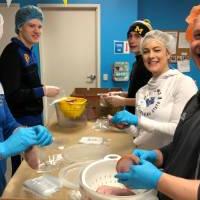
[39,4,100,125]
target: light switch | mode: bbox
[103,74,108,81]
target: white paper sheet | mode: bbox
[6,0,12,7]
[177,59,190,72]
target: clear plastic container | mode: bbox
[23,175,62,197]
[55,103,87,128]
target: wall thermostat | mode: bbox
[112,62,129,82]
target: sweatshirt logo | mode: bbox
[137,89,162,117]
[24,53,30,64]
[146,97,155,107]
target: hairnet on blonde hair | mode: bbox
[140,30,175,54]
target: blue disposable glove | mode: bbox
[31,125,53,147]
[115,159,163,189]
[0,127,38,159]
[112,110,138,126]
[133,149,157,164]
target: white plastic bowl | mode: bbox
[80,155,158,200]
[58,160,93,190]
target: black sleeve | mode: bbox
[137,57,152,87]
[0,45,38,104]
[159,142,174,167]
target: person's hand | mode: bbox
[108,91,124,96]
[44,86,60,97]
[108,115,129,129]
[24,147,39,170]
[105,95,125,107]
[112,110,138,126]
[115,159,163,189]
[31,125,53,147]
[133,149,157,164]
[0,127,38,159]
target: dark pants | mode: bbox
[11,155,21,176]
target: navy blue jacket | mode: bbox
[0,38,44,125]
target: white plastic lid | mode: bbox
[58,161,93,189]
[62,144,110,163]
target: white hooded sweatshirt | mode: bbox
[130,69,198,149]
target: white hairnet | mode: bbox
[0,13,4,40]
[140,30,176,54]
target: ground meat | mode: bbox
[108,115,129,129]
[116,154,140,172]
[96,185,135,196]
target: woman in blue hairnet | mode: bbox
[0,5,60,175]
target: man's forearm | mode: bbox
[157,173,200,200]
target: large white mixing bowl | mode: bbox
[80,155,158,200]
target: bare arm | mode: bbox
[123,97,136,106]
[105,96,135,107]
[108,91,128,97]
[158,173,200,200]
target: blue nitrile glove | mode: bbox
[112,110,138,126]
[115,159,163,189]
[133,149,157,164]
[0,127,38,159]
[31,125,53,147]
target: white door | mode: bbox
[0,4,19,54]
[39,4,100,125]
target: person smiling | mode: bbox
[112,30,197,149]
[115,5,200,200]
[102,20,152,114]
[0,5,60,175]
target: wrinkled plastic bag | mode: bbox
[23,175,62,197]
[92,117,110,131]
[69,190,82,200]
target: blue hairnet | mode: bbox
[15,5,44,34]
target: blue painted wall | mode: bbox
[4,0,137,90]
[3,0,200,88]
[138,0,200,87]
